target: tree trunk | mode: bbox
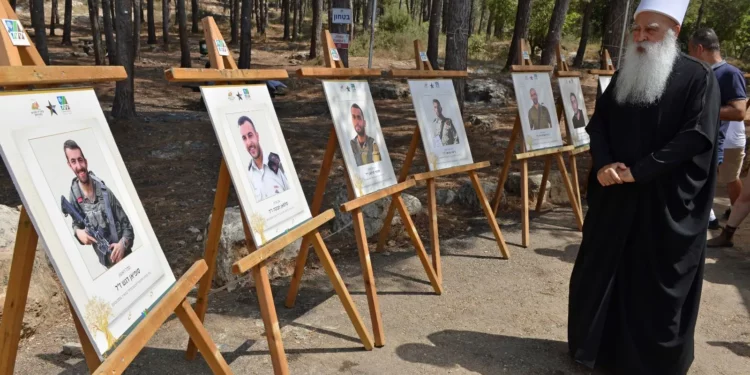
[427,0,442,69]
[602,0,631,67]
[445,0,470,112]
[330,0,349,66]
[468,0,474,36]
[300,0,307,31]
[112,0,136,119]
[50,0,59,37]
[232,0,241,44]
[485,4,493,41]
[493,12,503,38]
[310,0,322,58]
[147,0,156,43]
[478,0,486,35]
[441,0,448,33]
[696,0,706,29]
[192,0,200,33]
[540,0,571,65]
[177,0,191,67]
[293,0,299,39]
[31,0,49,64]
[283,0,291,39]
[264,0,269,31]
[422,0,430,22]
[239,0,252,67]
[504,0,531,70]
[86,0,103,65]
[363,0,371,29]
[163,0,170,49]
[102,0,117,64]
[574,0,595,68]
[133,0,142,60]
[62,0,72,44]
[255,0,261,32]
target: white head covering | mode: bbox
[634,0,690,25]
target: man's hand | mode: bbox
[75,229,97,245]
[618,167,635,183]
[109,241,125,263]
[597,163,627,186]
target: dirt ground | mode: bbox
[2,5,750,375]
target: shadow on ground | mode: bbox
[395,330,592,374]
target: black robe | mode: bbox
[568,54,721,374]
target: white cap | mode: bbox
[634,0,690,25]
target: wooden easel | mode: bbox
[554,44,588,215]
[589,48,616,97]
[376,40,510,283]
[0,4,232,375]
[489,39,583,248]
[165,18,374,375]
[284,30,443,348]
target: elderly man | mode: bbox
[567,1,720,374]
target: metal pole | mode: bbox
[618,0,632,64]
[368,0,378,68]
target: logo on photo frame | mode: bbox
[228,91,235,101]
[2,19,30,46]
[57,96,71,113]
[30,100,44,117]
[243,88,251,99]
[236,91,243,100]
[215,39,229,56]
[45,100,58,116]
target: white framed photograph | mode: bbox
[511,72,564,151]
[0,89,176,359]
[407,79,474,170]
[201,85,312,246]
[558,77,591,147]
[322,81,398,198]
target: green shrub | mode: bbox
[379,6,412,33]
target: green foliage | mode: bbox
[349,11,428,60]
[680,0,750,59]
[379,5,412,33]
[468,33,488,57]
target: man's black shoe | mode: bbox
[708,219,721,230]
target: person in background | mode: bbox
[689,28,748,229]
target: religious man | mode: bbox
[567,1,720,374]
[432,99,459,146]
[527,88,552,130]
[350,103,381,166]
[63,140,134,268]
[238,116,289,202]
[688,28,748,231]
[569,93,587,129]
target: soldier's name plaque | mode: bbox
[0,89,176,358]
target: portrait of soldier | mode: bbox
[238,115,289,202]
[432,99,459,146]
[527,88,552,130]
[63,140,134,268]
[569,92,587,129]
[349,103,381,166]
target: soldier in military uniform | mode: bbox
[432,99,459,146]
[528,88,553,130]
[64,140,134,268]
[349,103,381,166]
[238,116,289,202]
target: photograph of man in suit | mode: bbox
[569,92,587,129]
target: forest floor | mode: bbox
[2,4,750,375]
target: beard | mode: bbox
[355,125,365,136]
[614,29,679,106]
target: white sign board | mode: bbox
[201,85,313,246]
[2,19,30,46]
[558,77,591,147]
[511,72,564,151]
[332,8,353,24]
[408,79,474,170]
[215,39,229,56]
[0,89,176,358]
[332,33,350,49]
[322,81,398,197]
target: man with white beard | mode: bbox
[567,1,720,374]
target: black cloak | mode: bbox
[568,54,721,374]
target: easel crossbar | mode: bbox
[387,70,468,78]
[0,66,126,86]
[412,161,491,181]
[515,145,575,160]
[340,179,416,212]
[165,68,290,82]
[296,67,383,78]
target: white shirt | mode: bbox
[247,151,289,202]
[721,120,746,149]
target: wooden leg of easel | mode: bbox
[174,299,233,374]
[468,171,510,259]
[376,127,421,252]
[0,208,38,375]
[351,207,385,347]
[536,157,551,212]
[306,231,374,350]
[286,128,337,308]
[426,179,441,283]
[492,122,520,215]
[555,153,584,231]
[521,159,530,248]
[394,194,442,294]
[68,299,101,372]
[568,153,583,218]
[187,160,231,360]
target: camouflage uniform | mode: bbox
[350,136,381,166]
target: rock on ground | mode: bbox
[468,114,500,131]
[436,189,457,205]
[457,180,498,211]
[465,78,512,105]
[0,205,66,340]
[504,171,552,201]
[369,81,410,100]
[331,190,422,239]
[204,206,302,290]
